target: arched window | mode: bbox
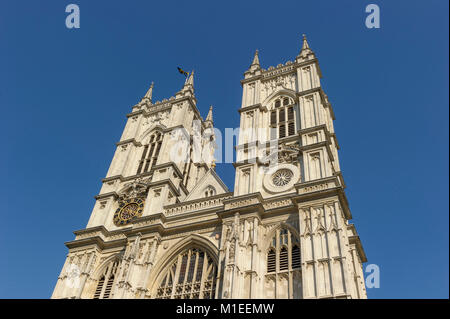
[270,97,296,140]
[266,227,301,273]
[137,132,163,174]
[204,186,216,198]
[93,259,120,299]
[155,247,217,299]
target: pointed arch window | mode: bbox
[270,97,297,140]
[137,132,163,174]
[266,227,301,273]
[93,259,120,299]
[155,247,217,299]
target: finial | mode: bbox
[211,159,216,169]
[184,70,194,87]
[251,49,260,66]
[206,105,213,123]
[302,34,310,50]
[144,81,154,100]
[298,33,314,59]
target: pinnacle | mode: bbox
[251,49,260,66]
[206,105,213,123]
[144,82,154,100]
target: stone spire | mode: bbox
[176,70,195,98]
[301,34,310,50]
[251,49,260,67]
[244,49,262,79]
[140,82,154,105]
[144,82,154,99]
[297,34,315,61]
[206,105,213,124]
[248,49,261,72]
[184,70,194,88]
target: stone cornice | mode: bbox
[164,192,233,210]
[235,135,300,153]
[116,138,142,147]
[262,193,296,213]
[234,138,335,165]
[66,236,126,251]
[291,176,352,220]
[348,229,367,263]
[240,75,262,86]
[220,192,265,218]
[100,162,188,196]
[232,158,266,168]
[147,178,182,197]
[151,162,184,181]
[101,171,153,184]
[94,192,118,200]
[238,103,267,114]
[330,133,340,150]
[296,86,322,98]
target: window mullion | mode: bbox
[199,252,209,299]
[171,255,182,299]
[181,250,192,296]
[190,251,200,298]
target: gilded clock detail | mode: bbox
[113,198,145,226]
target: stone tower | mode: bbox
[52,36,367,299]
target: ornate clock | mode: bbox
[113,197,145,226]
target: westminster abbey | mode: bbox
[52,36,367,299]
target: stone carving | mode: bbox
[119,177,150,201]
[278,143,301,163]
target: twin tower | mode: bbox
[52,36,367,299]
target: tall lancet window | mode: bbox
[265,227,302,298]
[93,259,120,299]
[137,132,163,174]
[155,248,217,299]
[270,97,297,140]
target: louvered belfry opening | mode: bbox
[155,247,217,299]
[266,227,301,273]
[267,249,276,273]
[269,97,297,140]
[93,260,120,299]
[93,276,104,299]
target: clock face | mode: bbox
[113,198,144,226]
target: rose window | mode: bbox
[272,169,294,187]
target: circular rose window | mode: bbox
[272,169,294,186]
[263,164,300,193]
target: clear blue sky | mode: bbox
[0,0,448,299]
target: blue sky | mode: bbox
[0,0,448,298]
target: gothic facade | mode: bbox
[52,36,367,299]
